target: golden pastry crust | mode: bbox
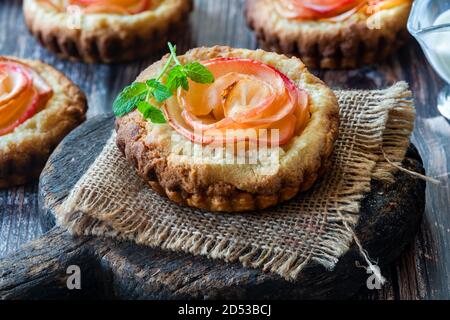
[23,0,193,63]
[245,0,412,69]
[115,46,339,212]
[0,57,87,188]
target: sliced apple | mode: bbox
[70,0,150,14]
[0,61,53,136]
[301,0,361,13]
[275,0,365,20]
[222,76,276,121]
[163,98,216,145]
[179,58,285,116]
[166,57,309,146]
[83,4,129,14]
[0,64,30,106]
[0,89,39,137]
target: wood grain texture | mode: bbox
[0,0,449,299]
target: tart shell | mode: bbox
[245,0,412,69]
[0,57,87,188]
[23,0,193,63]
[115,46,339,212]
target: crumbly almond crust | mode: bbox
[0,57,87,188]
[23,0,193,63]
[245,0,412,69]
[115,46,339,212]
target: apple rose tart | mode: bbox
[246,0,412,69]
[0,57,86,188]
[23,0,193,63]
[115,46,339,212]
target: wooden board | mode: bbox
[0,115,426,299]
[1,0,450,300]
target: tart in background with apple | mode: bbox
[0,56,86,188]
[246,0,412,69]
[23,0,193,63]
[114,45,339,212]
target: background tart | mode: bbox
[115,46,339,212]
[245,0,412,69]
[0,57,87,188]
[23,0,193,63]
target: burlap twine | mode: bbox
[58,82,415,281]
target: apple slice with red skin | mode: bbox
[164,57,309,146]
[165,101,297,147]
[179,58,285,116]
[0,92,39,137]
[275,0,365,19]
[0,64,34,129]
[0,61,53,136]
[0,65,29,105]
[179,58,305,128]
[70,0,149,14]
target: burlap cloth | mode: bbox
[59,82,415,281]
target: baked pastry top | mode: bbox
[0,56,86,188]
[23,0,193,63]
[246,0,412,69]
[115,46,339,212]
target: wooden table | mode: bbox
[0,0,449,300]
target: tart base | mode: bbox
[23,0,193,63]
[115,46,339,212]
[245,0,412,69]
[0,57,87,189]
[116,118,336,213]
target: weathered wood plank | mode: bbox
[0,184,41,258]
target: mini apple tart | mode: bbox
[246,0,412,69]
[23,0,193,63]
[115,45,339,212]
[0,57,86,188]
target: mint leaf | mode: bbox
[137,101,167,124]
[146,79,172,103]
[113,82,147,117]
[113,44,216,119]
[166,65,189,92]
[168,42,181,66]
[184,62,214,84]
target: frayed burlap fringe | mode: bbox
[58,82,415,281]
[371,82,416,182]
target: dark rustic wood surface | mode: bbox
[0,115,425,299]
[0,0,449,299]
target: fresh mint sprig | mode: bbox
[145,79,172,103]
[137,101,166,124]
[165,42,214,92]
[113,43,215,123]
[112,82,147,117]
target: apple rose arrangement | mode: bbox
[39,0,155,15]
[0,60,53,136]
[113,43,310,147]
[276,0,410,22]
